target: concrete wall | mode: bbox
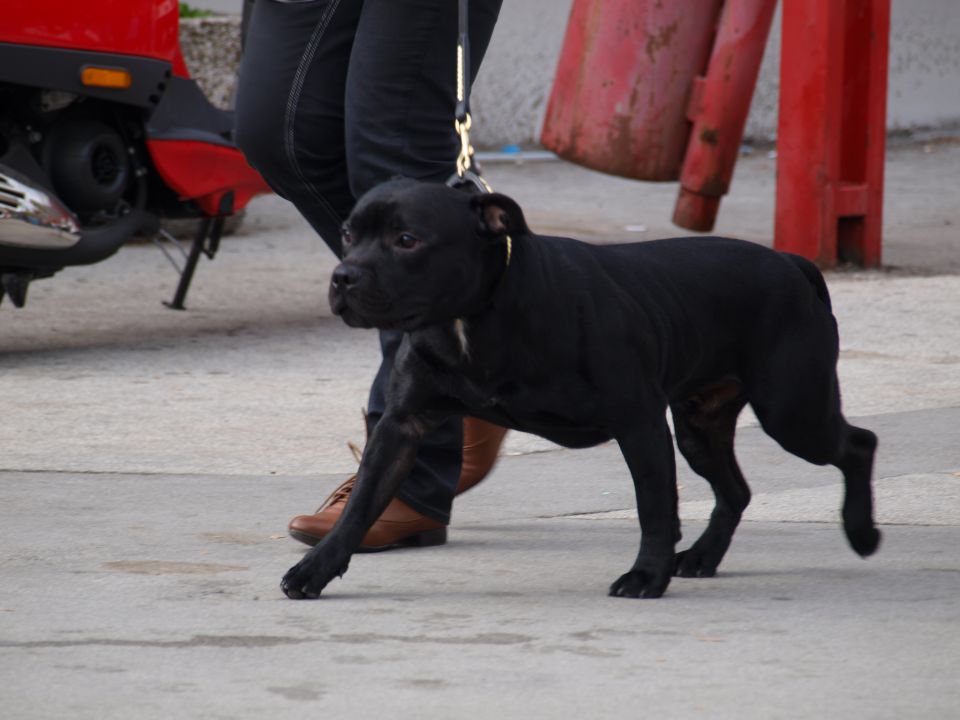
[886,0,960,130]
[183,0,960,148]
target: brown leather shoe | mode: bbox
[456,417,508,495]
[288,417,507,549]
[288,477,447,551]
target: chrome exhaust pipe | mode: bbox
[0,165,81,250]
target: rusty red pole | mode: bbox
[672,0,778,232]
[541,0,724,182]
[774,0,890,267]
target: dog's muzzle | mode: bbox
[328,263,361,318]
[331,263,361,293]
[330,262,395,328]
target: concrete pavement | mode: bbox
[1,143,959,718]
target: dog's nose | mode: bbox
[331,264,361,290]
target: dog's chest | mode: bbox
[447,318,592,401]
[468,375,610,447]
[458,357,603,431]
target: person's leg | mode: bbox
[237,0,506,542]
[345,0,503,197]
[346,0,504,523]
[234,0,361,255]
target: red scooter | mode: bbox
[0,0,270,308]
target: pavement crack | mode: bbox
[0,635,317,650]
[328,632,533,646]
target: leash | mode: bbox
[446,0,511,268]
[449,0,492,194]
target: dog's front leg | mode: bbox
[281,412,433,599]
[609,417,680,599]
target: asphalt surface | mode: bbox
[1,144,958,718]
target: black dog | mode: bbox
[282,179,880,600]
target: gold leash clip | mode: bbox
[455,113,474,178]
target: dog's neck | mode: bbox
[438,232,523,363]
[448,233,525,360]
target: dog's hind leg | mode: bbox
[750,356,881,558]
[835,423,880,556]
[671,380,750,577]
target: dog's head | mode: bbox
[329,179,527,330]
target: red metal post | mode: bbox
[673,0,778,232]
[774,0,890,267]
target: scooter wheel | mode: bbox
[49,118,130,215]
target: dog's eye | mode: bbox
[395,233,421,250]
[341,227,353,246]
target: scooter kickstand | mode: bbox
[162,191,233,310]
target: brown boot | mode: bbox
[456,417,508,495]
[288,476,447,551]
[288,417,507,549]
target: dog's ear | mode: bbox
[472,193,529,237]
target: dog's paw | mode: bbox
[608,568,671,599]
[280,552,349,600]
[674,547,720,578]
[845,525,882,558]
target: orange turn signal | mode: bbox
[80,66,132,89]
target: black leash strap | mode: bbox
[449,0,509,265]
[449,0,491,193]
[455,0,470,126]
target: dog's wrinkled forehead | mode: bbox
[348,197,401,237]
[350,180,417,229]
[348,179,469,238]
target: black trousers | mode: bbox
[235,0,502,523]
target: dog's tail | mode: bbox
[786,253,832,312]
